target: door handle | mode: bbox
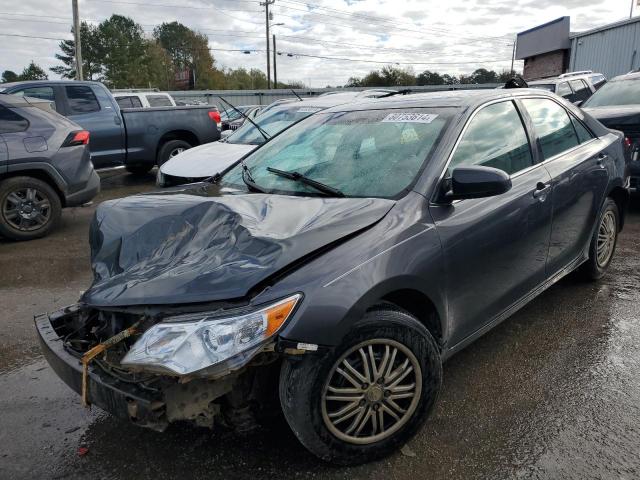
[533,182,550,199]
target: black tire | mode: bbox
[125,164,153,175]
[579,197,619,280]
[279,307,442,465]
[0,176,62,241]
[156,140,192,167]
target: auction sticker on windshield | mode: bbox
[382,113,439,123]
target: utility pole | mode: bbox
[510,39,517,75]
[260,0,275,89]
[72,0,83,80]
[273,34,277,88]
[631,0,635,18]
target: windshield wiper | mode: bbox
[266,167,344,197]
[241,162,266,193]
[218,97,271,142]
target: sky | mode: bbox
[0,0,633,87]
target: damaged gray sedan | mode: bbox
[36,89,628,465]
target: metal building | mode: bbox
[517,15,640,80]
[569,17,640,79]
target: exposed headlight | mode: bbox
[121,294,301,376]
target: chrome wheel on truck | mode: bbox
[321,339,422,445]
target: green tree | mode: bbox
[50,22,102,80]
[416,70,444,86]
[441,74,459,85]
[1,70,19,82]
[19,62,48,80]
[98,15,147,88]
[469,68,498,84]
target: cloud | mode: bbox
[0,0,627,87]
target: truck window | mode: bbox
[116,97,133,109]
[13,86,55,102]
[0,106,29,133]
[146,95,173,107]
[65,86,100,114]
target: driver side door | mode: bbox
[429,100,553,347]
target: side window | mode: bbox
[14,86,55,102]
[0,106,29,134]
[146,95,172,107]
[449,101,533,175]
[569,79,591,101]
[115,97,133,109]
[65,86,100,114]
[557,82,572,98]
[521,98,580,159]
[130,96,143,108]
[570,116,594,143]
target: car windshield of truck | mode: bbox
[226,104,325,145]
[529,84,554,92]
[221,108,452,198]
[583,79,640,107]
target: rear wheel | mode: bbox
[279,307,442,465]
[580,197,619,280]
[0,176,61,241]
[157,140,192,167]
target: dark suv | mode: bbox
[0,93,99,240]
[528,71,603,105]
[36,89,627,464]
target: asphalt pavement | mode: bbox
[1,169,639,479]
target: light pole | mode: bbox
[270,23,283,88]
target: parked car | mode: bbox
[220,105,262,131]
[113,91,176,109]
[0,93,99,240]
[157,91,399,187]
[582,70,640,192]
[528,71,603,105]
[0,81,221,173]
[36,89,628,464]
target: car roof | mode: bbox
[528,72,601,85]
[610,71,640,82]
[319,88,560,113]
[0,80,104,89]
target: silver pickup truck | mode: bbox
[0,80,221,173]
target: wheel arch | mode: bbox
[155,130,200,161]
[607,185,629,231]
[1,166,66,206]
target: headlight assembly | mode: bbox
[121,294,301,376]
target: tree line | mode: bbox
[345,65,517,87]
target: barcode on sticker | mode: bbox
[298,107,322,113]
[382,113,439,123]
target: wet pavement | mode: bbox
[1,169,639,479]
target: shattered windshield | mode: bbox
[221,108,452,198]
[226,104,324,145]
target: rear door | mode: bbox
[63,84,125,168]
[520,97,609,276]
[430,99,553,345]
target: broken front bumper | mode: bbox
[34,308,168,431]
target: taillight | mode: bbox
[208,111,222,128]
[624,137,632,148]
[62,130,90,147]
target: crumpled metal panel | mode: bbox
[82,186,395,307]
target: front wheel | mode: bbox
[580,197,619,280]
[279,307,442,465]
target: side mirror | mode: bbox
[442,166,512,202]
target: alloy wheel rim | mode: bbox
[596,210,616,267]
[321,339,422,445]
[169,147,185,158]
[2,187,51,232]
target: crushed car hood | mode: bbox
[160,141,256,178]
[82,186,395,307]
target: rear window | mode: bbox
[0,106,29,133]
[583,79,640,107]
[116,96,143,109]
[146,95,173,107]
[65,85,100,114]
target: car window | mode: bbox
[557,82,572,97]
[0,106,29,133]
[569,79,591,101]
[13,86,55,102]
[582,79,640,107]
[222,108,452,198]
[115,96,133,109]
[521,98,580,159]
[65,85,100,114]
[449,101,533,176]
[146,95,173,107]
[570,116,594,143]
